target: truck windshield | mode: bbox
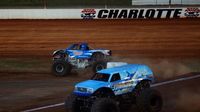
[91,73,110,82]
[67,44,79,50]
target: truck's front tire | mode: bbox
[65,94,81,112]
[136,88,163,112]
[52,60,71,76]
[91,98,119,112]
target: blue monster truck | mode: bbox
[52,43,111,76]
[65,63,163,112]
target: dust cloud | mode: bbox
[176,90,200,112]
[111,56,199,80]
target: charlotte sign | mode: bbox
[81,8,200,19]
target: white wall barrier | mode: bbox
[0,7,199,19]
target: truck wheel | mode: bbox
[52,60,71,76]
[65,94,81,112]
[91,98,119,112]
[92,53,104,61]
[136,88,163,112]
[119,99,132,112]
[135,81,150,96]
[92,61,107,73]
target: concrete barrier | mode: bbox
[0,8,199,19]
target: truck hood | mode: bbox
[75,80,109,91]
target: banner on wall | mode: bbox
[0,7,199,19]
[81,8,200,19]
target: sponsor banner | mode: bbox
[81,7,200,19]
[0,7,199,19]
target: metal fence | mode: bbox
[0,0,199,8]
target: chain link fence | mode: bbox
[0,0,199,8]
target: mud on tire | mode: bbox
[136,88,163,112]
[52,60,71,76]
[91,98,119,112]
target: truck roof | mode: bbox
[97,64,142,75]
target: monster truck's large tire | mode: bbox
[91,98,119,112]
[119,99,132,112]
[53,50,68,60]
[52,60,71,76]
[135,80,150,96]
[92,53,105,61]
[65,94,81,112]
[136,88,163,112]
[92,61,107,73]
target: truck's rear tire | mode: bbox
[52,60,71,76]
[91,98,119,112]
[65,94,81,112]
[136,88,163,112]
[135,80,150,96]
[92,53,105,61]
[92,61,107,73]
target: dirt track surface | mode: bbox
[0,19,200,58]
[27,73,200,112]
[0,19,200,112]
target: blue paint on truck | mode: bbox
[73,64,154,96]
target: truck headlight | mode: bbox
[74,86,78,91]
[87,88,94,93]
